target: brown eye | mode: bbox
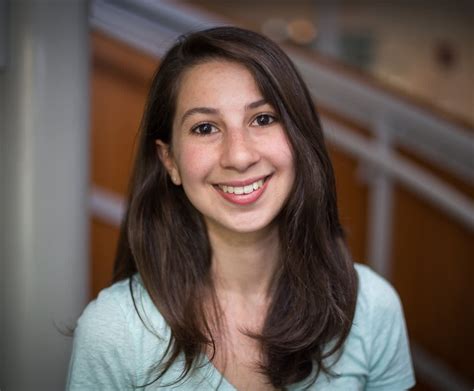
[252,114,276,126]
[192,123,217,135]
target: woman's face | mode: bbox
[157,60,295,236]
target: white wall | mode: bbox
[0,1,89,390]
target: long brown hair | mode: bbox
[113,26,358,389]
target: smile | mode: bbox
[218,178,265,195]
[214,175,271,205]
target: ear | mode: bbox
[155,140,182,185]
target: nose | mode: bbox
[219,129,261,172]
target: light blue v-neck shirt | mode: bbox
[67,263,415,390]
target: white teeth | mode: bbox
[244,185,253,194]
[219,178,265,195]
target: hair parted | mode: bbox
[113,26,358,389]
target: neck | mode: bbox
[207,222,281,300]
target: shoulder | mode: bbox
[76,275,167,337]
[354,263,402,317]
[352,262,406,344]
[67,276,170,390]
[67,279,136,389]
[350,263,416,390]
[78,278,135,328]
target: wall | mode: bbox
[0,2,89,390]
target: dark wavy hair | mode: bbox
[113,26,358,389]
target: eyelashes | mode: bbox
[251,114,277,127]
[191,123,218,135]
[190,113,279,136]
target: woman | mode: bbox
[67,27,415,390]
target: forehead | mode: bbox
[174,60,262,110]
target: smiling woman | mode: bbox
[67,27,415,390]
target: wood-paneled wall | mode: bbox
[391,146,474,381]
[89,30,473,389]
[90,31,158,295]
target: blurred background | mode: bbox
[0,0,472,390]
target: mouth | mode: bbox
[217,176,269,195]
[213,175,272,205]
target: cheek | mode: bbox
[176,144,215,183]
[264,131,295,172]
[266,132,296,195]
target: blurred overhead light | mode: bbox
[288,18,317,46]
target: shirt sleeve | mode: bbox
[66,287,136,390]
[364,270,416,391]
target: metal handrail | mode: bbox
[323,118,474,230]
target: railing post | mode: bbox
[366,116,395,278]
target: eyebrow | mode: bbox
[180,107,219,126]
[179,99,269,126]
[245,98,267,111]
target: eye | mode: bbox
[191,123,218,135]
[251,114,277,127]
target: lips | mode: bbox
[213,175,271,205]
[218,178,265,195]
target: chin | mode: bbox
[211,216,278,236]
